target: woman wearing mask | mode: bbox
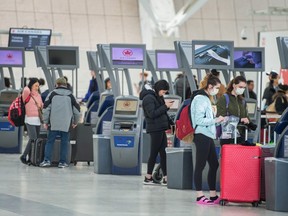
[190,74,224,205]
[20,78,43,164]
[217,76,249,145]
[140,80,174,185]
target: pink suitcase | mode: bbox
[220,145,261,206]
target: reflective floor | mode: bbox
[0,154,287,216]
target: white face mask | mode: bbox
[209,87,219,96]
[235,87,245,95]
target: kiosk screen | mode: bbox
[8,28,51,51]
[246,102,257,120]
[47,46,79,69]
[156,51,179,71]
[233,48,264,71]
[192,40,234,70]
[0,48,25,67]
[115,99,138,116]
[110,44,146,69]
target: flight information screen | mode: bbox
[8,28,52,51]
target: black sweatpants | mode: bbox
[147,131,167,176]
[194,133,219,191]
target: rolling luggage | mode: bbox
[72,123,94,165]
[30,138,71,166]
[30,139,45,166]
[220,145,261,206]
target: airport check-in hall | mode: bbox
[1,0,288,215]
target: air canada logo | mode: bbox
[123,101,130,107]
[122,49,133,57]
[7,53,13,59]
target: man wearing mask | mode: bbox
[262,70,281,110]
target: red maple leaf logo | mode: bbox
[122,49,133,56]
[123,101,130,107]
[7,53,13,59]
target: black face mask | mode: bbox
[270,79,274,84]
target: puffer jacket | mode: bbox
[140,84,170,133]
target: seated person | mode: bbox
[82,71,98,102]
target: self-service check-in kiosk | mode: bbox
[0,89,23,153]
[264,108,288,212]
[110,96,142,175]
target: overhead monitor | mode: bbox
[114,98,138,117]
[0,47,25,67]
[46,46,79,69]
[110,44,146,69]
[192,40,234,70]
[164,97,181,113]
[8,28,51,51]
[174,41,192,68]
[233,47,265,71]
[276,37,288,69]
[156,50,180,71]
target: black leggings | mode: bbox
[147,131,167,176]
[194,133,219,191]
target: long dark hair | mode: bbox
[27,78,39,90]
[226,76,246,94]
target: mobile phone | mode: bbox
[170,100,175,103]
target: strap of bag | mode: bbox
[224,93,230,116]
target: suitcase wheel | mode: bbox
[152,166,163,183]
[219,200,227,206]
[252,202,259,207]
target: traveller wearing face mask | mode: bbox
[190,74,225,205]
[216,76,249,145]
[262,70,281,110]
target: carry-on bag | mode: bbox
[220,124,261,206]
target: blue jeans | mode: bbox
[44,130,70,163]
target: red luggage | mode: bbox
[220,145,261,206]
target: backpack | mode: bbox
[8,95,30,127]
[175,99,195,143]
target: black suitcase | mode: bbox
[30,139,45,166]
[30,138,71,166]
[72,123,94,165]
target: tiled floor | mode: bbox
[0,151,287,216]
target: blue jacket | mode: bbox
[190,90,216,139]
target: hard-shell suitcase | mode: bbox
[220,145,261,206]
[72,123,94,165]
[30,139,45,166]
[30,138,71,166]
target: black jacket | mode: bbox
[140,87,170,133]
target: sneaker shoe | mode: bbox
[39,160,51,167]
[196,196,215,205]
[161,178,167,186]
[210,195,221,204]
[143,176,160,185]
[58,162,69,168]
[20,155,27,165]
